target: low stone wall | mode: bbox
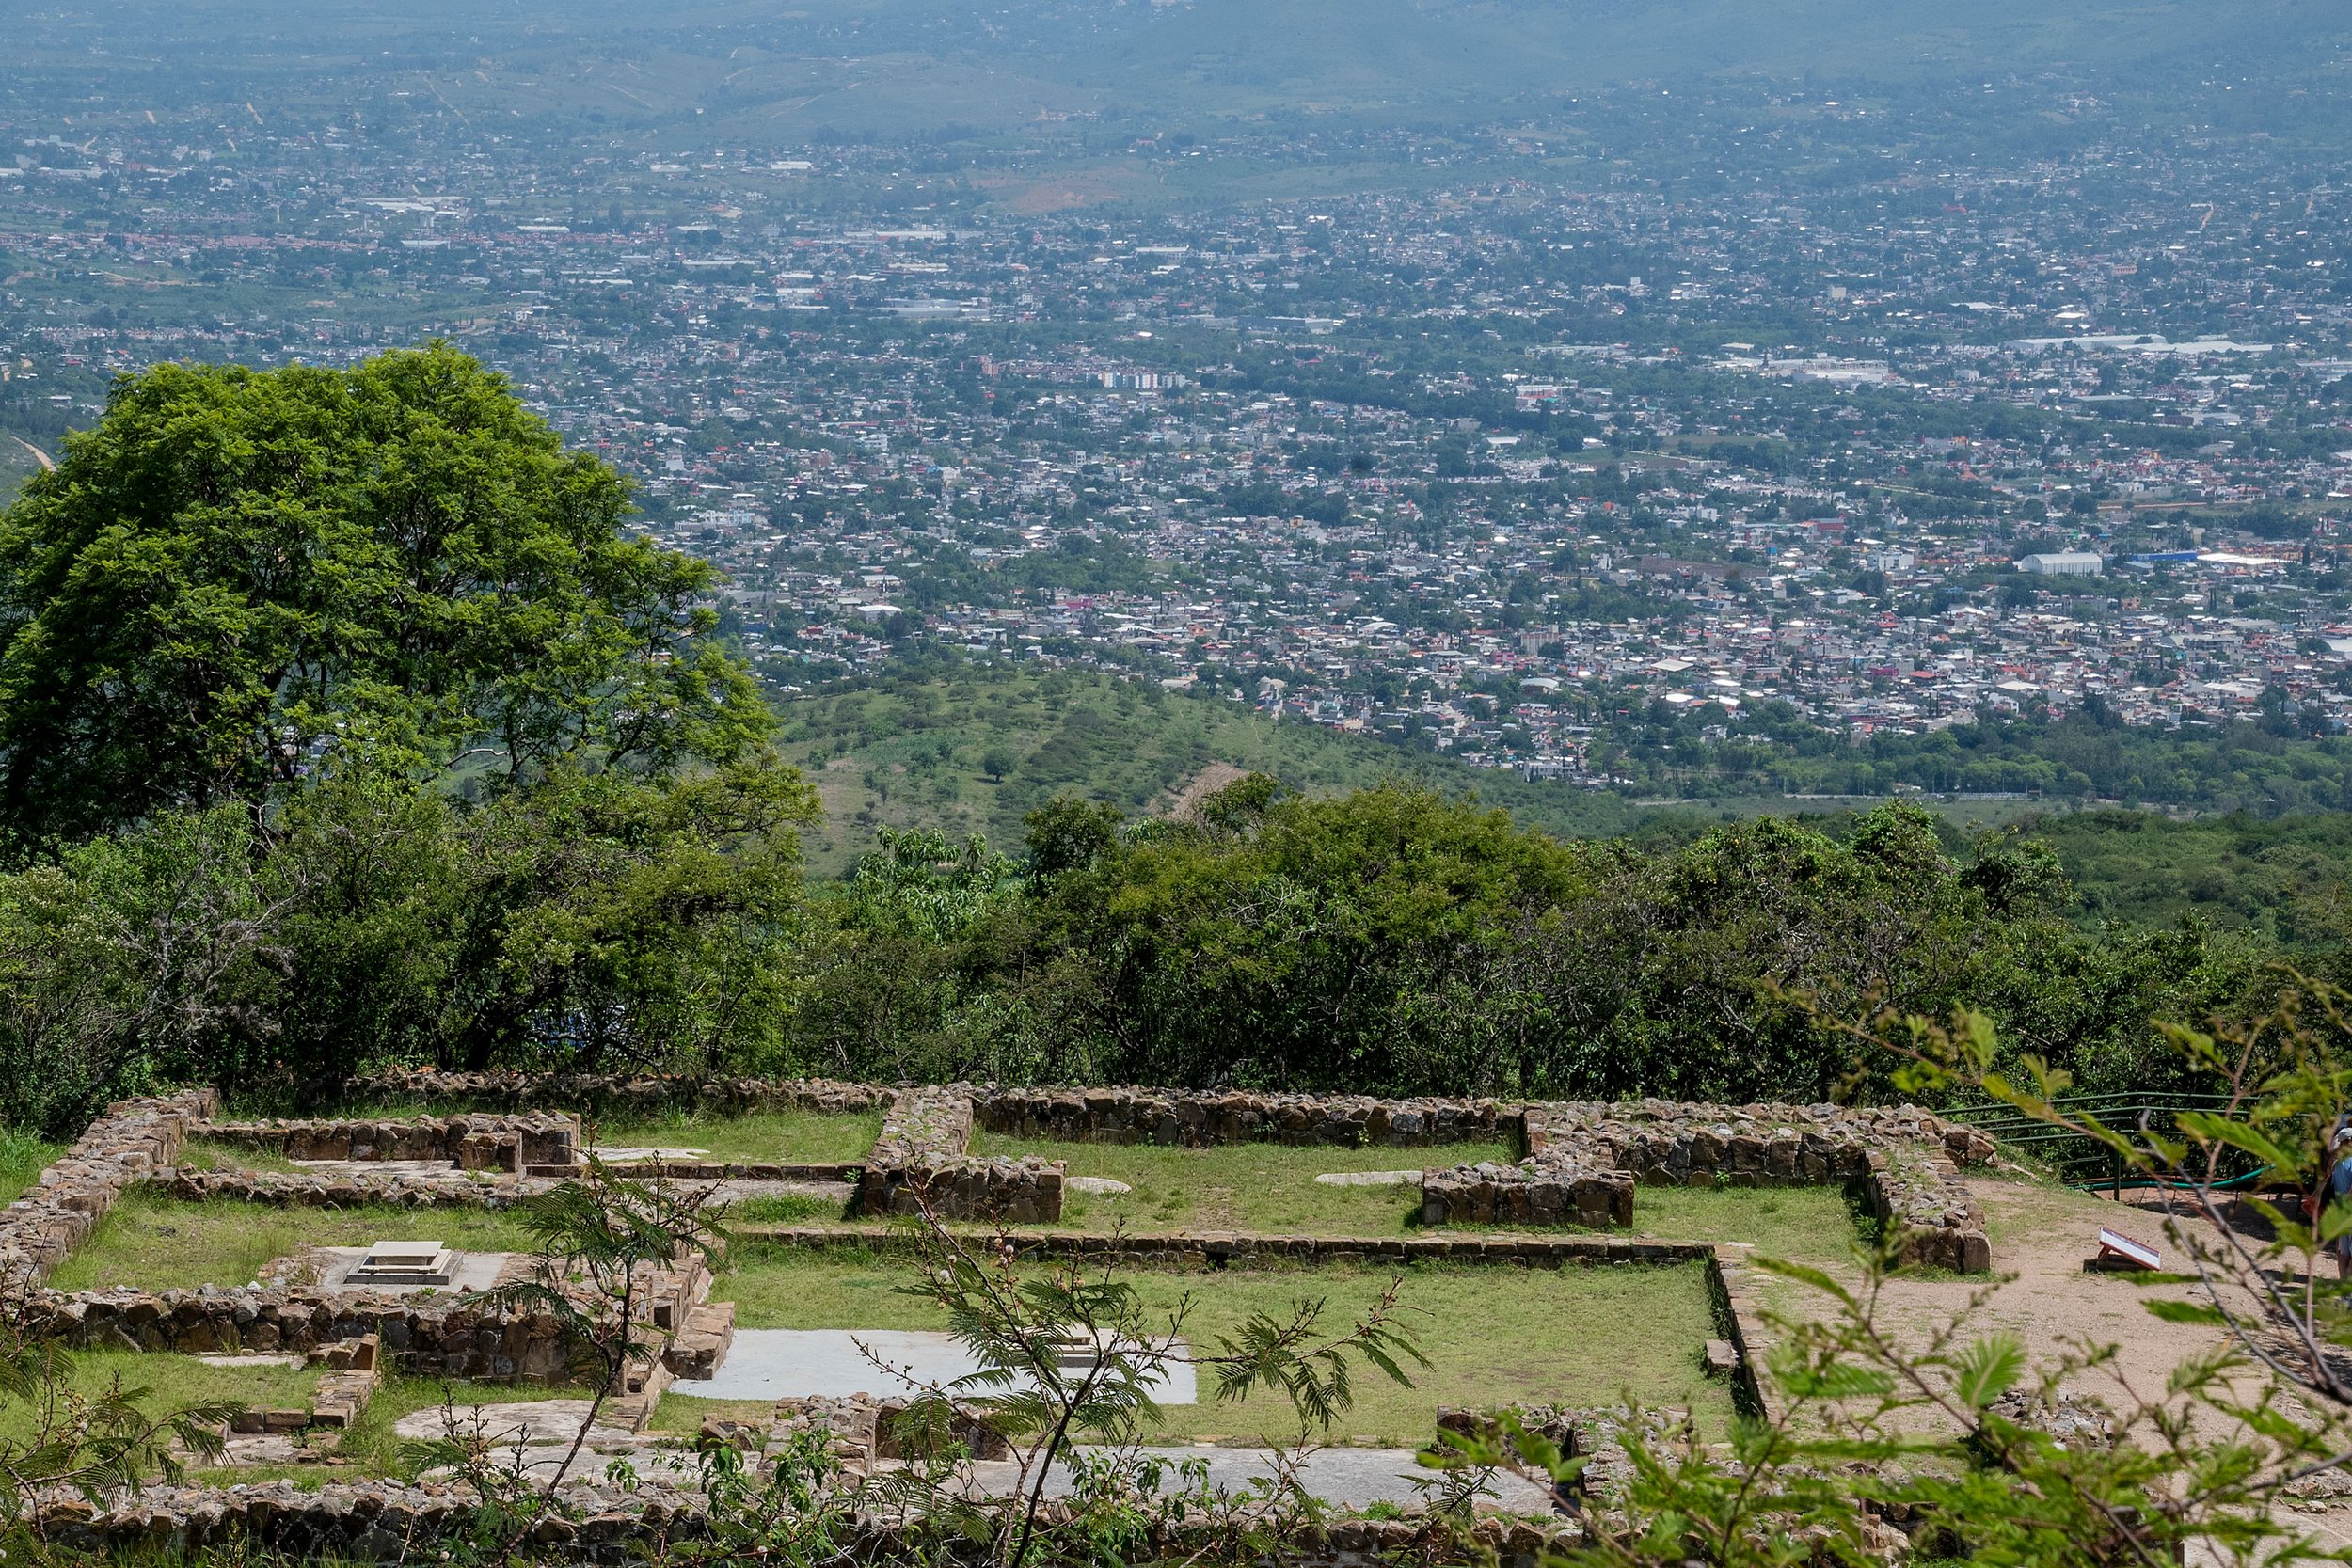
[1420,1158,1634,1228]
[866,1085,975,1171]
[36,1285,576,1379]
[0,1089,216,1290]
[605,1160,862,1183]
[199,1113,580,1172]
[862,1155,1065,1224]
[733,1224,1713,1269]
[1525,1101,1994,1187]
[225,1337,381,1435]
[23,1481,1581,1566]
[337,1069,892,1118]
[970,1086,1517,1148]
[1860,1148,1991,1274]
[24,1478,711,1563]
[31,1258,709,1384]
[1438,1099,1994,1271]
[766,1393,1014,1464]
[857,1086,1064,1223]
[165,1167,539,1210]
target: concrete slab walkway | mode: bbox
[669,1327,1198,1403]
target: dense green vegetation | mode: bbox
[0,347,768,845]
[2026,810,2352,942]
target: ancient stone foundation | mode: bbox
[201,1113,581,1172]
[339,1069,892,1117]
[857,1085,1065,1222]
[0,1089,216,1290]
[970,1085,1514,1148]
[24,1481,1581,1566]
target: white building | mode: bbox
[2016,551,2105,577]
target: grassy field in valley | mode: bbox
[774,665,1654,876]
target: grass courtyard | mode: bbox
[0,1350,332,1450]
[961,1132,1872,1268]
[46,1190,547,1294]
[964,1133,1516,1235]
[590,1108,884,1165]
[709,1244,1737,1444]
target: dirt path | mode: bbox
[1162,761,1250,821]
[1788,1175,2352,1555]
[1872,1177,2244,1402]
[11,436,53,472]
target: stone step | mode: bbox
[664,1300,737,1381]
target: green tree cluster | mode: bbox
[0,345,768,846]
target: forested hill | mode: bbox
[772,663,2352,892]
[772,664,1658,876]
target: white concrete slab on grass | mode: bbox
[1311,1170,1425,1187]
[311,1245,508,1294]
[669,1329,1197,1404]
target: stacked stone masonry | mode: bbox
[0,1089,216,1290]
[200,1113,581,1173]
[970,1085,1513,1148]
[1428,1099,1994,1271]
[30,1256,713,1387]
[735,1224,1713,1269]
[24,1481,1581,1566]
[858,1085,1065,1223]
[166,1165,541,1210]
[341,1069,892,1117]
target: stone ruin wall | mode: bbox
[0,1080,2014,1560]
[191,1077,1990,1259]
[0,1089,216,1291]
[200,1113,581,1173]
[969,1085,1514,1148]
[1426,1100,1995,1272]
[23,1480,1579,1567]
[31,1253,716,1386]
[340,1069,893,1118]
[856,1085,1065,1223]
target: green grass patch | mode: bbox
[711,1250,1732,1444]
[1630,1184,1870,1270]
[727,1192,850,1226]
[47,1190,545,1294]
[591,1109,883,1165]
[0,1351,326,1449]
[174,1137,308,1175]
[0,1127,59,1206]
[964,1135,1517,1236]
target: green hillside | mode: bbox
[2020,809,2352,946]
[773,664,1658,876]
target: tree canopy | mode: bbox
[0,345,769,845]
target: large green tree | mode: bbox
[0,345,769,844]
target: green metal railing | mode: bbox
[1943,1092,2268,1194]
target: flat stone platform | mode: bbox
[669,1327,1198,1403]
